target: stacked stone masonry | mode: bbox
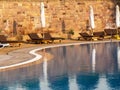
[0,0,117,36]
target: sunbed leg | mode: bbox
[19,43,21,47]
[59,40,61,43]
[52,40,54,43]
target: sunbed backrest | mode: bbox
[44,33,52,39]
[79,33,90,37]
[93,32,104,37]
[104,29,117,35]
[28,33,40,40]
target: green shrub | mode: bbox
[68,29,74,35]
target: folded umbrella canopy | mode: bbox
[40,2,46,28]
[116,5,120,28]
[89,5,95,29]
[40,2,46,38]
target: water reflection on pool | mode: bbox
[0,42,120,90]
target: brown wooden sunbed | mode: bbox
[43,33,64,43]
[0,35,23,46]
[104,28,117,36]
[104,28,118,39]
[28,33,43,44]
[93,31,105,40]
[79,32,93,41]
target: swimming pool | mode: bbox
[0,41,120,90]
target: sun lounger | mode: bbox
[28,33,43,44]
[43,33,64,43]
[79,32,93,41]
[0,35,20,43]
[104,29,118,39]
[0,35,22,47]
[104,29,117,36]
[0,35,22,46]
[93,31,105,40]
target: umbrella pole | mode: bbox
[42,27,44,38]
[116,28,119,39]
[92,29,93,35]
[117,28,118,38]
[91,29,94,41]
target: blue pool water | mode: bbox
[0,42,120,90]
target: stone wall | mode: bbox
[0,0,116,36]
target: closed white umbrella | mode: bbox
[89,6,95,29]
[40,2,46,28]
[116,5,120,28]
